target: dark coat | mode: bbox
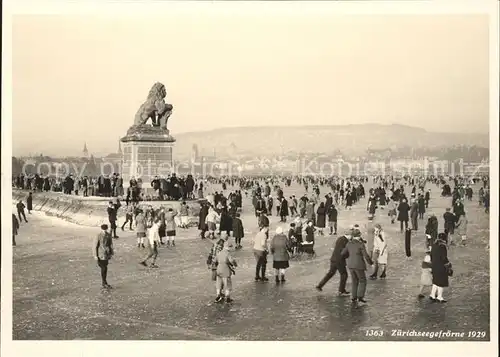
[270,234,291,262]
[27,195,33,210]
[305,225,315,243]
[397,202,410,222]
[330,235,349,266]
[259,214,270,228]
[219,211,233,232]
[327,205,338,221]
[418,197,426,213]
[280,199,289,217]
[367,197,377,214]
[431,241,450,287]
[341,238,373,270]
[232,217,244,239]
[443,212,456,233]
[316,206,327,228]
[198,205,209,230]
[12,214,20,235]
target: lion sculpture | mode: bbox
[134,82,173,131]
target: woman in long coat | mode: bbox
[367,194,377,220]
[26,192,33,214]
[198,202,209,239]
[315,202,326,235]
[397,199,410,232]
[430,233,451,303]
[270,226,291,283]
[417,194,426,219]
[279,198,289,223]
[345,190,353,209]
[410,200,419,231]
[219,207,233,237]
[306,201,316,226]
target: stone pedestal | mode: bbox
[121,125,176,192]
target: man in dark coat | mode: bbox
[341,229,373,306]
[16,200,28,223]
[279,198,289,222]
[107,201,119,238]
[452,199,465,217]
[93,224,114,289]
[443,208,456,243]
[26,192,33,214]
[424,189,431,208]
[327,204,338,235]
[397,199,410,232]
[315,229,351,295]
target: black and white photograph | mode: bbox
[1,0,498,356]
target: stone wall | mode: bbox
[12,190,200,228]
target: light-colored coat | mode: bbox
[135,213,147,234]
[147,223,160,246]
[373,232,388,265]
[215,249,237,278]
[253,231,268,252]
[165,210,178,231]
[455,215,468,236]
[205,209,220,224]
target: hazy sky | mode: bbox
[12,12,489,156]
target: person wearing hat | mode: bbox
[232,212,245,250]
[341,229,373,306]
[270,226,292,284]
[93,224,114,289]
[429,233,452,303]
[214,240,237,303]
[316,229,351,296]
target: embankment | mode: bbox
[12,190,200,227]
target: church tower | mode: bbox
[83,142,89,158]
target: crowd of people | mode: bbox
[15,172,490,307]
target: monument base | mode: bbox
[121,125,176,191]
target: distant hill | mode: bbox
[173,124,489,158]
